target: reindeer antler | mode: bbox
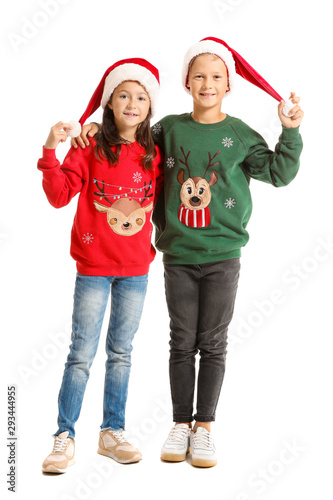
[179,147,191,177]
[140,181,153,206]
[203,150,222,179]
[93,179,113,205]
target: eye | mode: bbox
[136,218,143,226]
[198,187,204,195]
[187,187,192,195]
[110,218,118,225]
[138,96,147,101]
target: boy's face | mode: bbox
[187,54,229,112]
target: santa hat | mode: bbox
[182,37,294,115]
[67,58,160,138]
[82,58,160,123]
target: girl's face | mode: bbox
[187,54,229,111]
[108,81,151,136]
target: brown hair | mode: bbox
[94,98,156,171]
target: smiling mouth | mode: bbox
[200,93,216,97]
[124,112,138,117]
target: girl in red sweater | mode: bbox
[38,59,163,472]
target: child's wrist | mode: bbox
[44,141,57,149]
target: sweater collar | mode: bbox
[184,112,232,130]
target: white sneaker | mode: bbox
[161,424,191,462]
[190,427,217,467]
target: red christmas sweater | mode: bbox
[37,138,164,276]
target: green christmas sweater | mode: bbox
[151,113,303,264]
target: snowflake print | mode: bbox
[152,122,162,134]
[133,172,142,183]
[222,137,233,148]
[224,198,236,209]
[82,233,94,244]
[166,157,175,169]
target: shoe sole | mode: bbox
[160,452,186,462]
[191,457,217,468]
[161,446,190,462]
[97,448,142,464]
[42,458,75,473]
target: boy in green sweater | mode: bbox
[74,37,303,468]
[152,37,303,468]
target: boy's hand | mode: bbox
[278,92,304,128]
[44,121,73,149]
[71,123,100,149]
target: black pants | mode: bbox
[164,258,240,422]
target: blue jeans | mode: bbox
[56,272,148,439]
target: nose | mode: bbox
[191,196,200,203]
[122,222,132,230]
[127,98,136,109]
[201,77,212,87]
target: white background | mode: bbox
[1,0,333,499]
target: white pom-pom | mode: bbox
[66,120,82,138]
[282,99,296,117]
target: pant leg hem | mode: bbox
[54,431,75,440]
[193,415,215,422]
[100,426,124,432]
[173,416,194,423]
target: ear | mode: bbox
[94,200,109,213]
[177,168,185,185]
[208,170,218,187]
[143,202,153,213]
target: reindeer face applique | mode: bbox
[177,147,221,228]
[94,199,153,236]
[93,179,153,236]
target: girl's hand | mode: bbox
[44,121,73,149]
[278,92,304,128]
[71,122,100,149]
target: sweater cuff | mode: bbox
[281,126,300,142]
[42,146,57,160]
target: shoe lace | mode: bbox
[168,425,190,444]
[110,430,128,443]
[53,436,69,453]
[192,430,214,450]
